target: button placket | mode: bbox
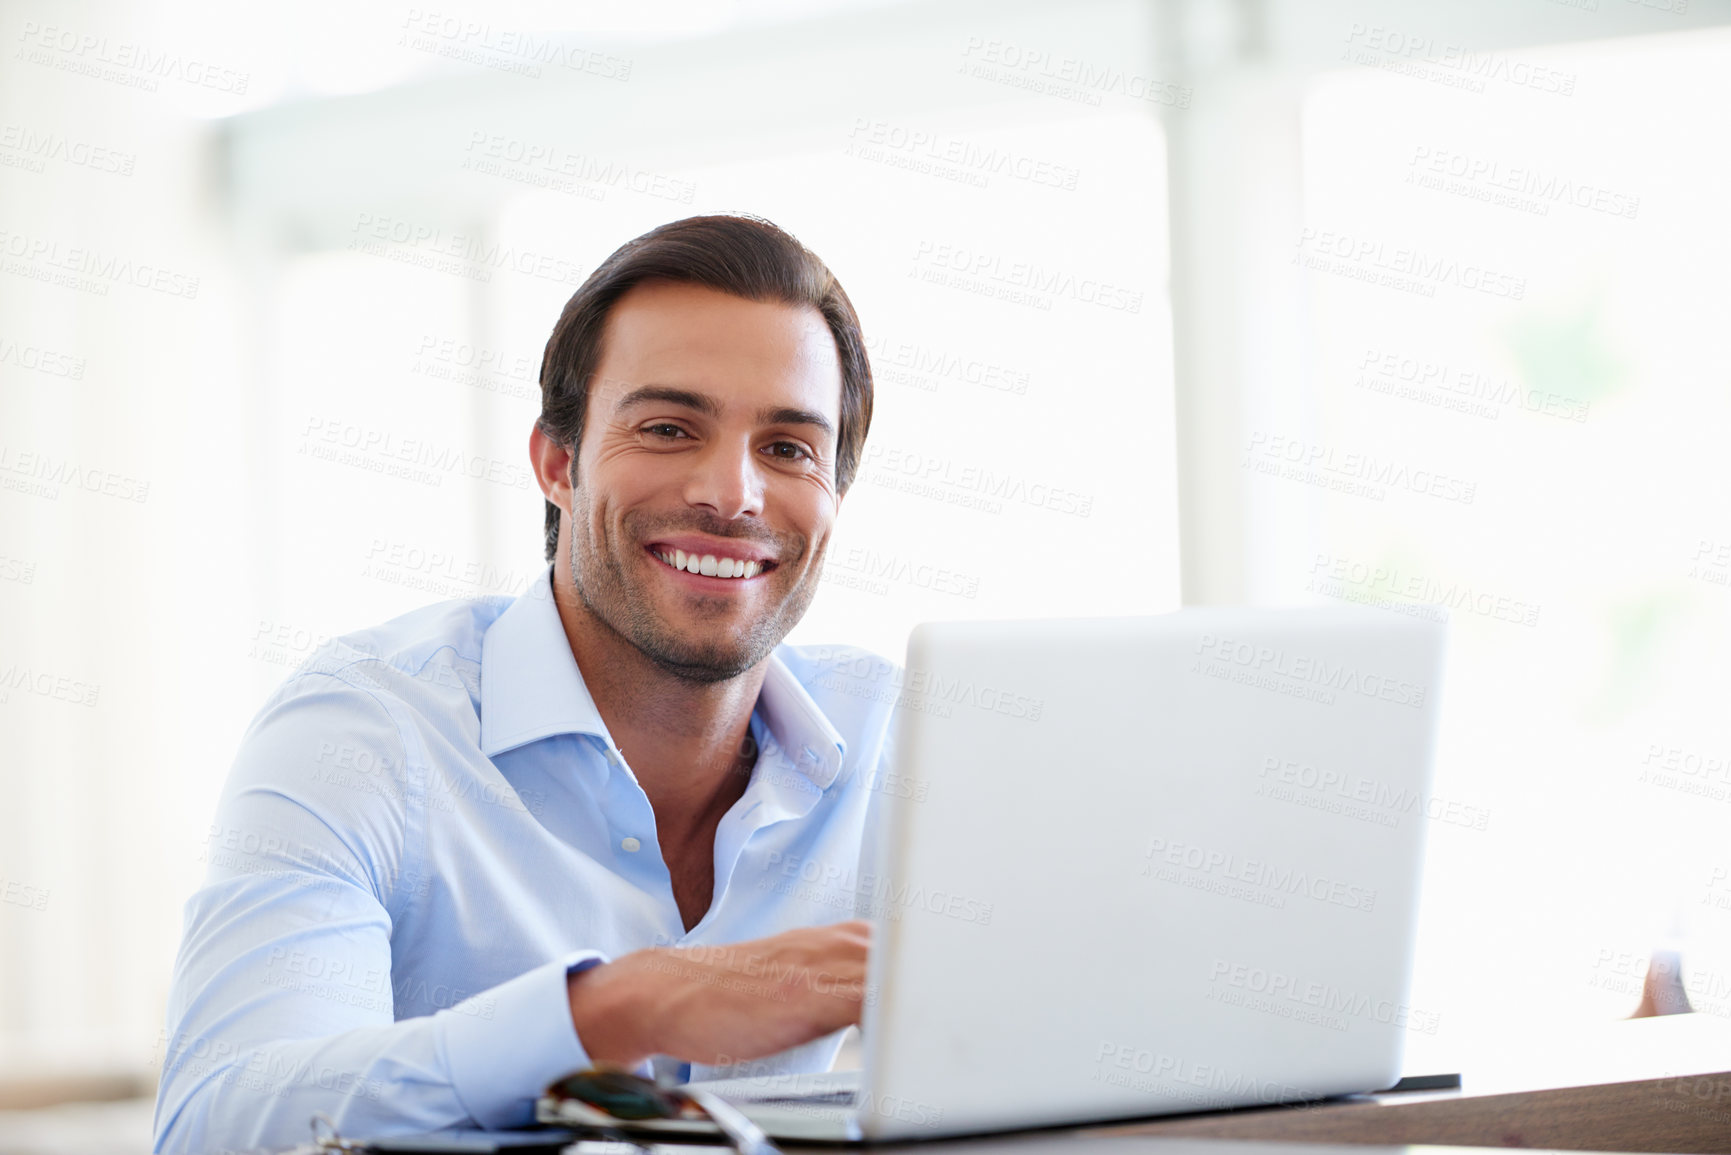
[597,738,655,866]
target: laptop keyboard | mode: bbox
[746,1088,860,1106]
[719,1070,862,1106]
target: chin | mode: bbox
[648,647,760,684]
[634,617,774,680]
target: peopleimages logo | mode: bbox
[398,10,633,81]
[0,335,86,378]
[462,131,695,203]
[1092,1042,1320,1106]
[299,416,532,490]
[0,877,50,911]
[804,646,1046,722]
[910,240,1144,313]
[1407,146,1640,220]
[1257,755,1489,832]
[1207,959,1442,1035]
[861,333,1031,396]
[0,662,100,706]
[1192,633,1427,708]
[1243,432,1477,506]
[348,213,591,286]
[14,21,251,95]
[1353,346,1589,424]
[1294,228,1526,300]
[1144,837,1379,913]
[957,37,1193,109]
[0,123,136,175]
[0,228,200,299]
[1339,23,1577,96]
[846,117,1081,191]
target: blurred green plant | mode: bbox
[1501,293,1628,405]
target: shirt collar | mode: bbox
[480,567,847,788]
[754,647,847,789]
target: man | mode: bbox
[153,215,901,1153]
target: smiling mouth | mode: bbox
[646,546,776,581]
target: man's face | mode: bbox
[562,280,844,683]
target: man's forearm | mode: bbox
[567,956,662,1066]
[156,941,604,1153]
[566,923,871,1072]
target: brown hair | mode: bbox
[534,214,874,562]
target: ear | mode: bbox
[530,424,575,512]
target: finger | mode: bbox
[824,919,873,947]
[832,926,873,953]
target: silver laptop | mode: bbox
[682,608,1444,1141]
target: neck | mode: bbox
[547,558,762,838]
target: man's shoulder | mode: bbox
[227,593,519,812]
[276,592,515,708]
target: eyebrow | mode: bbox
[613,385,835,440]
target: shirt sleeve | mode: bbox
[151,670,606,1154]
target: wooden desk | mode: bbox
[1078,1070,1731,1153]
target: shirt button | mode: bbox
[621,837,641,853]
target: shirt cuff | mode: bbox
[442,949,608,1129]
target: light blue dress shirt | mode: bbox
[152,566,900,1153]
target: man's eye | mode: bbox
[767,442,811,462]
[644,423,688,440]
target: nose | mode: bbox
[683,436,764,520]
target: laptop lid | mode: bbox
[856,608,1446,1140]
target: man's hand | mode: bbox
[567,920,872,1067]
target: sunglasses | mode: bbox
[540,1067,782,1155]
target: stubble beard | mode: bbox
[566,482,822,685]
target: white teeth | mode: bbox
[652,549,764,580]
